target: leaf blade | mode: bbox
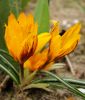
[0,49,19,74]
[42,70,85,98]
[0,0,10,50]
[21,0,30,10]
[0,50,20,84]
[34,0,50,34]
[0,55,18,75]
[0,63,20,85]
[23,83,51,92]
[8,0,21,18]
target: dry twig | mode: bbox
[0,75,10,92]
[65,55,75,75]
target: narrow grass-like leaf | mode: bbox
[42,71,85,99]
[0,50,20,84]
[0,49,9,55]
[48,63,65,71]
[0,49,19,73]
[34,0,50,34]
[33,78,85,88]
[0,62,20,84]
[23,83,51,92]
[0,55,18,75]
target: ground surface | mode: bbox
[0,0,85,100]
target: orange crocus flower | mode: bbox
[24,23,81,71]
[5,13,51,64]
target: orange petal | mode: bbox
[48,23,61,61]
[18,12,27,29]
[5,14,22,61]
[5,13,38,63]
[27,14,34,25]
[49,35,62,61]
[18,34,34,63]
[56,34,80,59]
[18,13,35,38]
[50,20,59,25]
[35,32,51,53]
[18,23,38,63]
[49,23,81,60]
[44,62,54,70]
[62,23,81,45]
[50,22,60,36]
[24,49,48,71]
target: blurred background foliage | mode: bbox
[0,0,49,50]
[0,0,30,50]
[0,0,50,84]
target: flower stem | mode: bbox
[20,64,24,81]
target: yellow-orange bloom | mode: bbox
[5,13,51,64]
[49,23,81,61]
[24,23,81,71]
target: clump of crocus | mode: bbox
[24,22,81,71]
[4,13,84,98]
[5,13,81,72]
[5,13,51,65]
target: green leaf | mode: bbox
[0,61,20,85]
[22,70,37,87]
[0,0,21,50]
[0,50,20,84]
[48,63,65,71]
[33,78,85,88]
[0,0,10,50]
[42,71,85,99]
[23,83,51,92]
[34,0,50,34]
[0,49,19,73]
[0,55,18,75]
[21,0,30,10]
[8,0,21,18]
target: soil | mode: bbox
[0,0,85,100]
